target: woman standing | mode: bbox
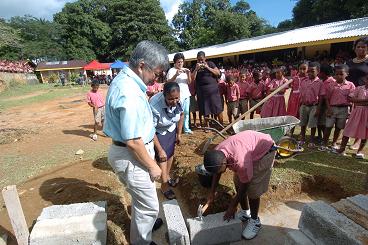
[150,82,183,200]
[167,53,193,134]
[346,37,368,149]
[192,51,223,127]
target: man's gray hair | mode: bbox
[129,40,169,71]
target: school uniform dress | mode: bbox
[299,77,323,128]
[103,66,158,245]
[215,131,276,199]
[195,61,223,116]
[343,86,368,139]
[166,68,191,133]
[325,81,355,129]
[237,80,250,114]
[149,92,183,159]
[287,76,307,118]
[260,78,287,118]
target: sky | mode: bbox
[0,0,296,27]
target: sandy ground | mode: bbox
[0,85,330,244]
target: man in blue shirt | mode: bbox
[104,40,169,245]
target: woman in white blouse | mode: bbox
[166,53,193,134]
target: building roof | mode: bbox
[169,17,368,62]
[35,60,87,71]
[84,60,112,70]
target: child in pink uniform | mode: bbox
[237,71,250,115]
[299,62,323,146]
[336,72,368,158]
[226,75,240,123]
[320,65,355,150]
[260,67,287,118]
[247,70,265,119]
[287,62,308,118]
[86,81,105,140]
[317,64,336,142]
[146,76,163,98]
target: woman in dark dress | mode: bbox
[346,37,368,149]
[192,51,224,127]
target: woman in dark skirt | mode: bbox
[150,82,184,199]
[192,51,224,127]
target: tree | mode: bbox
[172,0,270,50]
[54,0,112,61]
[0,19,23,60]
[107,0,177,60]
[9,16,65,61]
[292,0,368,27]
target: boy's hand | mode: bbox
[157,149,167,163]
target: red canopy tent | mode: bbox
[84,60,112,70]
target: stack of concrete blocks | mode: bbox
[163,199,243,245]
[29,201,107,245]
[285,194,368,245]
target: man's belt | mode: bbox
[113,138,153,147]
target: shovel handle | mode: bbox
[215,79,293,139]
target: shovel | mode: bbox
[202,79,293,153]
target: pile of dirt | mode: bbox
[0,128,36,144]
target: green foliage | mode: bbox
[172,0,269,50]
[8,16,65,61]
[54,0,112,61]
[0,20,23,59]
[292,0,368,28]
[107,0,178,60]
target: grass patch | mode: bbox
[0,84,89,111]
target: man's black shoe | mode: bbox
[152,218,163,232]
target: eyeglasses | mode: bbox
[145,63,162,78]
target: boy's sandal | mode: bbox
[162,189,176,200]
[168,178,179,187]
[355,153,364,159]
[307,142,316,148]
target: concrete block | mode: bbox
[38,201,106,220]
[0,233,7,245]
[187,212,242,245]
[162,199,190,245]
[30,212,107,245]
[347,194,368,213]
[284,230,315,245]
[332,199,368,230]
[299,201,368,245]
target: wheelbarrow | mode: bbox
[201,78,303,157]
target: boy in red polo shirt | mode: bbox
[237,71,250,115]
[320,65,355,150]
[87,81,105,140]
[202,130,276,240]
[225,74,240,123]
[299,62,323,147]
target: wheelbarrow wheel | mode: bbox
[276,136,299,158]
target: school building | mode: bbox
[168,17,368,66]
[35,60,87,83]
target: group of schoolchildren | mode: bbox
[85,60,368,158]
[219,62,368,157]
